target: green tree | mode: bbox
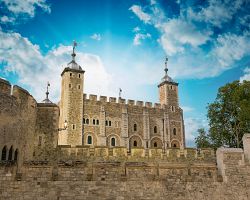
[207,80,250,148]
[195,128,211,148]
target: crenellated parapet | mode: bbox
[83,93,183,111]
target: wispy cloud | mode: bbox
[90,33,101,41]
[129,5,151,24]
[0,0,50,24]
[240,67,250,82]
[129,0,250,79]
[0,30,113,102]
[133,33,151,46]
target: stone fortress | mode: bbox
[58,44,185,150]
[0,45,250,199]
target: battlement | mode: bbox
[0,78,37,107]
[55,146,216,162]
[0,78,11,95]
[83,93,181,111]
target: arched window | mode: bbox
[173,144,177,148]
[133,141,137,147]
[154,126,157,133]
[96,119,99,125]
[1,146,7,160]
[173,128,176,135]
[78,74,81,78]
[86,119,89,124]
[87,135,92,144]
[111,138,115,147]
[83,118,86,124]
[134,124,137,131]
[93,119,96,125]
[154,142,157,147]
[14,149,18,161]
[8,146,13,160]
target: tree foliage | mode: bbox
[195,128,211,148]
[207,80,250,148]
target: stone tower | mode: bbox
[58,42,85,146]
[158,57,179,108]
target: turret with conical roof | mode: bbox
[58,41,85,146]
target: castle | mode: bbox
[58,44,185,150]
[0,45,250,200]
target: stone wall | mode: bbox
[0,138,250,200]
[81,94,185,149]
[0,78,37,164]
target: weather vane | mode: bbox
[164,57,168,74]
[72,40,77,61]
[46,81,50,100]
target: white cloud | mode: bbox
[159,19,212,55]
[0,30,113,102]
[240,67,250,82]
[188,0,244,28]
[133,33,151,46]
[213,33,250,67]
[129,5,151,24]
[90,33,101,41]
[129,1,250,79]
[184,117,208,147]
[133,26,140,32]
[1,0,51,17]
[0,15,15,23]
[0,0,50,24]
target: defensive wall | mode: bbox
[0,135,250,199]
[1,78,250,199]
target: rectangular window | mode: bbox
[38,136,42,146]
[79,74,81,78]
[72,124,75,130]
[70,73,72,77]
[105,120,108,126]
[78,85,80,89]
[109,121,111,126]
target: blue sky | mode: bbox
[0,0,250,146]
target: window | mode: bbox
[93,119,96,125]
[14,149,18,161]
[70,73,72,77]
[96,120,99,125]
[78,74,81,78]
[134,124,137,132]
[86,119,89,124]
[109,121,112,126]
[133,141,137,147]
[83,118,86,124]
[154,126,157,133]
[146,141,148,148]
[8,146,13,160]
[78,85,80,89]
[173,144,177,148]
[173,128,176,135]
[154,142,157,147]
[105,120,108,126]
[38,136,42,146]
[69,84,71,88]
[72,124,75,130]
[170,85,173,89]
[171,106,175,112]
[1,146,7,160]
[87,136,92,144]
[111,138,115,147]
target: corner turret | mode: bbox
[58,41,85,146]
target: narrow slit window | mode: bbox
[111,138,116,147]
[87,136,92,144]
